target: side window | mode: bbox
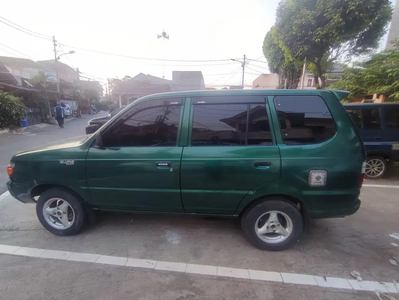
[247,104,273,145]
[191,102,273,146]
[102,100,181,147]
[274,95,336,145]
[362,108,380,129]
[346,109,362,129]
[191,104,247,146]
[385,107,399,129]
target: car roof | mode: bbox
[344,103,399,107]
[132,89,345,106]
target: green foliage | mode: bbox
[274,0,392,88]
[263,27,303,89]
[330,41,399,101]
[0,90,26,128]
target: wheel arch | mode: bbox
[30,184,87,205]
[238,194,309,227]
[366,152,391,161]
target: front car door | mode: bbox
[86,98,184,212]
[180,95,281,215]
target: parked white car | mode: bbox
[61,103,72,117]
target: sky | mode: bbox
[0,0,280,89]
[1,0,396,90]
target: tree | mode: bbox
[29,71,55,117]
[0,90,26,128]
[108,75,132,94]
[274,0,392,88]
[330,40,399,101]
[263,27,303,89]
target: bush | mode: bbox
[0,91,26,128]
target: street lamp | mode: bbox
[55,50,75,101]
[57,50,75,60]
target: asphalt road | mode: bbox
[1,113,398,299]
[0,112,107,194]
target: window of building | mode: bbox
[384,107,399,129]
[101,100,181,147]
[191,102,272,146]
[274,95,336,145]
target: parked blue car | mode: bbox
[344,103,399,179]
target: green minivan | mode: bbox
[7,90,365,251]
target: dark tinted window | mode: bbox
[385,107,399,129]
[362,108,380,129]
[191,103,273,146]
[346,108,381,130]
[191,104,247,146]
[274,96,336,145]
[102,100,181,147]
[346,109,362,128]
[247,104,273,145]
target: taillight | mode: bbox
[7,163,14,177]
[359,161,366,187]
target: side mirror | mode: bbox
[93,133,105,150]
[86,124,101,134]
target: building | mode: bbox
[112,71,205,107]
[252,74,280,89]
[386,0,399,49]
[172,71,204,91]
[78,80,104,98]
[37,60,79,101]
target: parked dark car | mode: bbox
[85,107,125,134]
[344,103,399,179]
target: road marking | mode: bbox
[363,184,399,189]
[0,191,10,202]
[0,244,397,294]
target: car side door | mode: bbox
[180,96,281,215]
[86,98,184,212]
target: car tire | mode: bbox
[241,199,303,251]
[365,156,387,179]
[36,188,86,236]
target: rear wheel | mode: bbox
[36,188,86,236]
[365,156,387,179]
[242,199,303,251]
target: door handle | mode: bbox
[156,162,171,168]
[254,161,271,168]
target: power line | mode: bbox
[59,42,235,63]
[245,66,264,74]
[0,16,52,40]
[206,67,241,85]
[0,43,35,59]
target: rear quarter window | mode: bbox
[274,95,336,145]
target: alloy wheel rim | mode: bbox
[365,159,385,178]
[42,198,75,230]
[255,210,293,244]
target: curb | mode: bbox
[0,129,9,135]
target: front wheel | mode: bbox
[365,156,387,179]
[36,188,86,236]
[241,199,303,251]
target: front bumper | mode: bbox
[7,181,36,203]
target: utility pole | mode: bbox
[231,54,247,89]
[53,36,60,101]
[300,57,307,90]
